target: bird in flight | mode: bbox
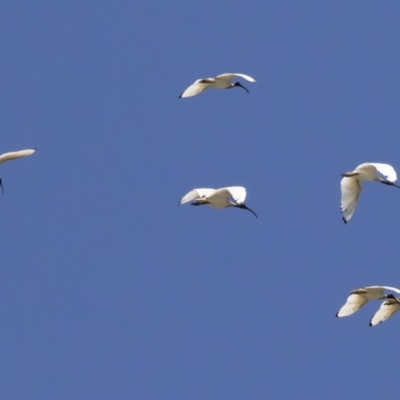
[336,286,400,318]
[179,186,257,218]
[179,73,256,98]
[340,162,400,223]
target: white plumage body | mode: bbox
[179,186,257,217]
[179,73,256,98]
[340,162,399,223]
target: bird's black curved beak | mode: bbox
[233,81,249,93]
[0,178,3,194]
[236,203,258,218]
[381,181,400,189]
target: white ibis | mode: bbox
[179,186,257,218]
[179,73,256,98]
[336,286,400,318]
[369,296,400,326]
[0,148,37,193]
[340,163,400,223]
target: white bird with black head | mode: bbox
[179,73,256,98]
[179,186,257,218]
[340,162,400,223]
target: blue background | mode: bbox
[1,2,400,399]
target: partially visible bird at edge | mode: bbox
[0,148,37,194]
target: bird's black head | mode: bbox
[385,294,396,300]
[233,81,249,93]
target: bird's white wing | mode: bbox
[226,186,247,204]
[179,188,215,204]
[340,177,361,223]
[0,149,36,165]
[179,79,212,98]
[216,73,256,83]
[369,299,400,326]
[336,293,369,317]
[368,163,397,183]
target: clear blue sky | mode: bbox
[1,2,400,399]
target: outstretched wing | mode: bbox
[368,163,397,183]
[340,177,361,223]
[216,73,256,83]
[336,293,369,317]
[0,149,37,166]
[179,188,215,205]
[369,298,400,326]
[225,186,247,204]
[179,79,213,98]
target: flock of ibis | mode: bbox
[2,72,400,327]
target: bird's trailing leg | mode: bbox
[192,198,209,206]
[0,178,3,194]
[341,172,359,178]
[199,79,215,84]
[235,203,258,218]
[233,81,249,93]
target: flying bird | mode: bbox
[369,296,400,327]
[340,163,400,223]
[179,186,257,218]
[336,286,400,318]
[0,148,37,193]
[179,73,256,98]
